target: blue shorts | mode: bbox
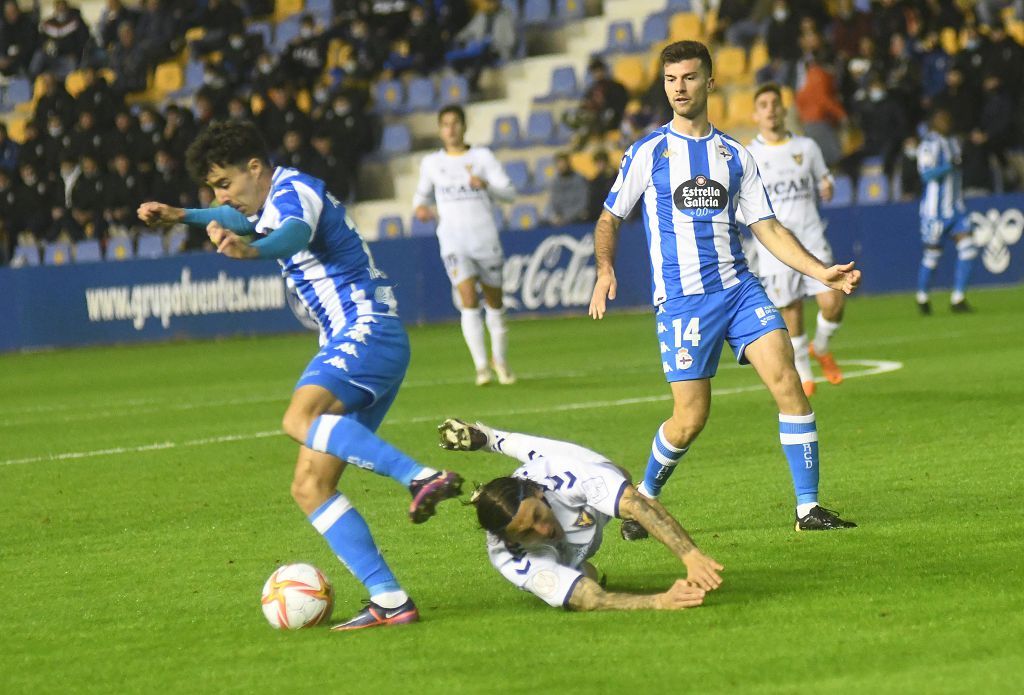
[921,213,971,246]
[655,276,786,381]
[296,316,410,432]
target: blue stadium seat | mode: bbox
[822,175,853,208]
[171,60,204,98]
[106,236,134,261]
[247,21,272,50]
[406,77,437,112]
[532,155,557,193]
[380,123,412,154]
[508,203,540,231]
[605,20,637,53]
[857,172,890,205]
[0,77,32,111]
[136,232,165,259]
[73,239,102,263]
[525,111,556,145]
[666,0,693,10]
[859,155,885,173]
[374,79,405,114]
[12,242,40,266]
[552,117,573,146]
[556,0,585,22]
[522,0,551,25]
[491,115,522,149]
[439,74,468,105]
[166,227,187,254]
[641,12,669,45]
[410,215,438,237]
[43,241,72,266]
[378,216,405,238]
[273,16,302,53]
[503,159,531,194]
[535,66,580,102]
[501,0,519,21]
[305,0,333,24]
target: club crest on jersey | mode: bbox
[574,510,596,528]
[674,175,727,218]
[717,143,733,160]
[792,153,803,165]
[675,348,693,370]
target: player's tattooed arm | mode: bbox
[589,210,623,319]
[618,487,724,591]
[566,577,705,611]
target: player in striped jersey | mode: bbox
[138,120,463,631]
[747,83,846,396]
[915,108,976,314]
[588,41,860,534]
[414,105,517,386]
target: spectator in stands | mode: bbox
[104,152,146,231]
[45,113,75,168]
[190,0,245,60]
[0,121,18,172]
[107,21,149,94]
[564,58,628,151]
[32,71,73,129]
[97,0,138,51]
[0,168,19,234]
[884,32,923,133]
[365,0,414,41]
[829,0,872,61]
[407,3,445,73]
[17,121,48,173]
[0,0,39,77]
[138,105,166,166]
[74,66,121,124]
[585,150,616,222]
[29,1,89,78]
[162,104,197,156]
[102,109,145,169]
[283,14,327,90]
[963,75,1014,193]
[872,0,908,50]
[447,0,516,92]
[981,21,1024,102]
[714,0,770,62]
[149,147,192,208]
[764,0,801,86]
[546,153,588,227]
[314,91,373,199]
[307,132,352,201]
[920,0,964,33]
[193,90,220,129]
[795,57,846,167]
[934,66,978,136]
[333,17,386,82]
[841,35,880,105]
[277,128,316,171]
[15,160,54,234]
[251,50,284,94]
[954,23,987,76]
[70,109,104,161]
[850,71,907,176]
[914,30,950,109]
[135,0,178,69]
[70,152,106,238]
[258,84,310,150]
[226,94,253,121]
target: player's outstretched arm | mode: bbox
[588,210,623,319]
[618,487,724,591]
[566,577,705,611]
[137,201,185,227]
[748,217,861,294]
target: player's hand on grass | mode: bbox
[655,579,706,610]
[208,221,258,259]
[137,201,184,228]
[821,262,862,295]
[682,549,724,591]
[588,271,617,319]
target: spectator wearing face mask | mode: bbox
[32,72,73,131]
[850,71,908,176]
[189,0,245,61]
[221,30,261,87]
[764,0,801,86]
[0,0,40,77]
[283,14,327,90]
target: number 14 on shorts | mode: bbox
[674,317,701,347]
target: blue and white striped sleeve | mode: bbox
[735,145,776,225]
[603,142,651,219]
[261,180,323,238]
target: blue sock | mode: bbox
[639,424,689,498]
[918,247,942,295]
[779,413,819,507]
[953,238,976,296]
[306,414,424,486]
[309,493,401,596]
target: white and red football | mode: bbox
[260,563,334,630]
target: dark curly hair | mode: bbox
[185,120,270,183]
[471,477,543,539]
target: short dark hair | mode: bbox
[185,120,270,182]
[438,103,466,125]
[660,40,713,75]
[471,477,543,539]
[754,82,783,102]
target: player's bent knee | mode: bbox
[282,407,316,444]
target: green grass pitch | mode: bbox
[2,286,1022,694]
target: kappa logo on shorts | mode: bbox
[675,348,693,370]
[324,356,348,371]
[335,343,359,358]
[754,305,778,327]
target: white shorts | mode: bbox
[442,252,504,288]
[761,269,832,308]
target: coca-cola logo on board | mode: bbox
[502,234,596,311]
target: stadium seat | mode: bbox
[859,155,884,174]
[535,66,579,102]
[136,232,165,259]
[724,86,756,129]
[0,77,32,112]
[641,13,669,46]
[508,203,540,231]
[248,21,272,50]
[274,0,303,23]
[715,46,749,86]
[406,77,437,112]
[273,15,302,53]
[409,215,437,237]
[12,242,40,266]
[525,110,556,145]
[707,92,726,125]
[439,74,468,105]
[503,159,531,194]
[522,0,551,26]
[666,0,693,10]
[532,155,557,193]
[64,70,87,97]
[380,123,412,155]
[491,115,522,149]
[107,236,134,261]
[166,227,187,254]
[305,0,333,24]
[749,42,769,73]
[605,21,637,54]
[857,172,890,205]
[556,0,585,22]
[6,116,26,142]
[43,241,72,266]
[374,79,405,114]
[569,150,599,179]
[611,55,649,95]
[73,239,102,263]
[378,216,405,238]
[822,175,854,208]
[154,62,183,95]
[669,12,702,42]
[940,27,959,54]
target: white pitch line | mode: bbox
[0,359,902,467]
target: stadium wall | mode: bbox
[1,193,1022,353]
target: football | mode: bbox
[260,563,334,630]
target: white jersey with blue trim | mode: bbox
[604,124,776,304]
[253,167,397,343]
[917,131,965,221]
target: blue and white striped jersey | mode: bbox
[917,131,965,222]
[604,124,776,304]
[253,167,397,343]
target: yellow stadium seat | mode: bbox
[707,92,725,125]
[940,27,959,54]
[7,116,27,143]
[715,46,749,85]
[780,85,794,108]
[65,70,87,97]
[154,62,183,94]
[669,13,702,42]
[250,93,265,115]
[275,0,303,22]
[296,89,311,113]
[569,151,599,179]
[611,55,649,95]
[723,86,756,129]
[1007,20,1024,45]
[184,26,205,43]
[749,42,769,73]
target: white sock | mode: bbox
[636,481,657,499]
[916,291,929,304]
[951,290,965,304]
[370,589,409,609]
[412,467,438,481]
[484,306,508,367]
[796,502,818,518]
[460,308,488,370]
[790,334,813,383]
[812,311,841,355]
